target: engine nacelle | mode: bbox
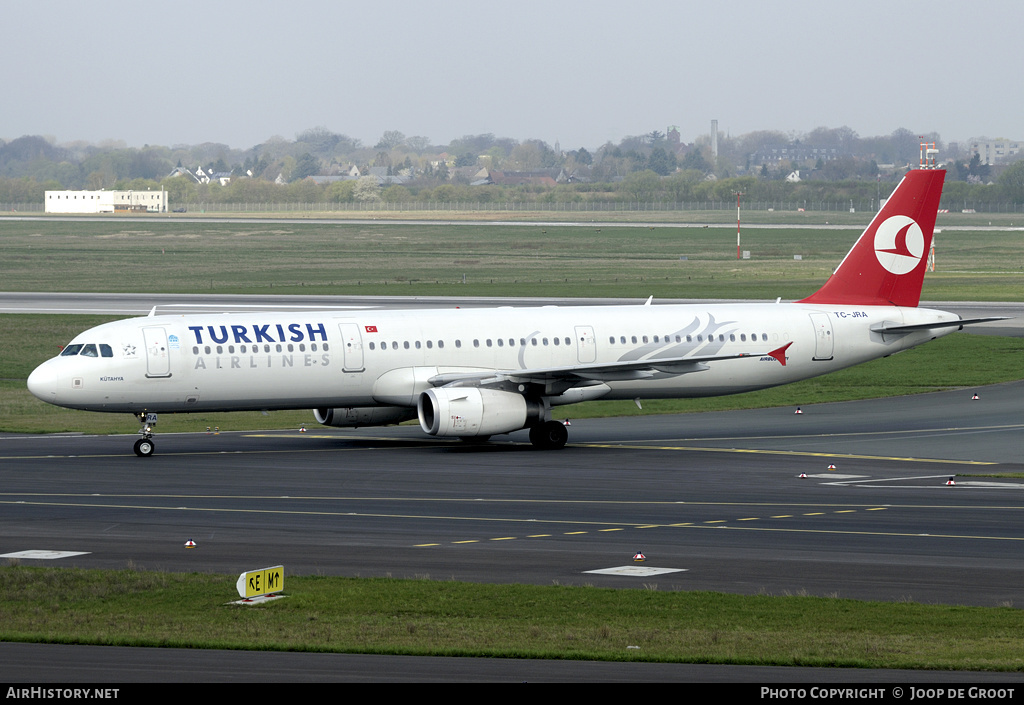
[418,387,543,437]
[315,406,417,428]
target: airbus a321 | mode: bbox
[27,168,999,456]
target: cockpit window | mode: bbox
[59,343,112,358]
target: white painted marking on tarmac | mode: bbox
[162,304,376,309]
[584,565,688,577]
[1,550,91,560]
[824,475,1024,489]
[805,474,867,479]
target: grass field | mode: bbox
[2,567,1023,670]
[1,218,1021,300]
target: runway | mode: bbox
[3,379,1023,604]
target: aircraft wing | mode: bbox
[428,343,792,389]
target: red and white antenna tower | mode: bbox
[734,190,744,259]
[919,139,939,169]
[921,139,940,271]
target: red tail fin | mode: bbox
[799,169,945,307]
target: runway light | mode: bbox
[184,539,196,548]
[827,464,837,470]
[799,473,807,478]
[794,407,803,414]
[971,393,979,400]
[946,477,956,486]
[633,552,646,562]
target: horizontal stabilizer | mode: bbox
[871,317,1009,334]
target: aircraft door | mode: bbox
[809,313,834,361]
[337,322,365,372]
[142,326,172,377]
[575,325,597,363]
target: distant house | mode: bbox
[165,166,230,185]
[427,153,457,172]
[308,175,357,185]
[190,166,232,186]
[306,165,362,185]
[750,145,842,166]
[365,166,411,186]
[560,167,593,183]
[453,166,490,184]
[166,166,201,183]
[488,169,559,187]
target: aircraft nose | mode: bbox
[27,362,59,402]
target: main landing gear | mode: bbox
[133,412,157,457]
[529,420,569,450]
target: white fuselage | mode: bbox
[27,301,960,416]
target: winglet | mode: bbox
[768,342,792,366]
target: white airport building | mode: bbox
[44,190,169,214]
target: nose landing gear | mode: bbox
[133,412,157,457]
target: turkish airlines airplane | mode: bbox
[27,168,998,456]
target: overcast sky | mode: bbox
[4,0,1020,151]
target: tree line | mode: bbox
[3,126,1024,206]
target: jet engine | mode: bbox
[315,406,417,428]
[418,387,543,438]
